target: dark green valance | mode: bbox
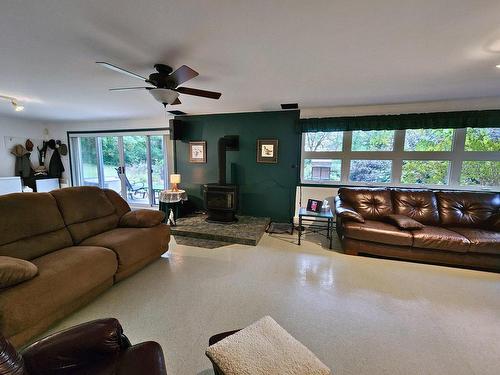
[300,110,500,133]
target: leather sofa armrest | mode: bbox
[335,196,365,223]
[384,214,424,230]
[487,213,500,232]
[22,318,130,374]
[119,210,166,228]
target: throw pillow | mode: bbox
[0,256,38,289]
[384,214,424,230]
[206,316,331,375]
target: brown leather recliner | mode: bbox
[0,318,167,375]
[335,187,500,271]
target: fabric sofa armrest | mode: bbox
[384,214,424,230]
[334,196,364,223]
[119,210,166,228]
[22,318,130,374]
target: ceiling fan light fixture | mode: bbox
[149,88,179,105]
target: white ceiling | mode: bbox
[1,0,500,121]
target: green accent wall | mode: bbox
[174,110,300,222]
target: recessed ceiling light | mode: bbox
[12,101,24,112]
[496,64,500,69]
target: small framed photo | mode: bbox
[189,141,206,163]
[256,139,278,163]
[306,199,323,212]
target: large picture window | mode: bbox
[301,127,500,190]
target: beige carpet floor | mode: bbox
[45,233,500,375]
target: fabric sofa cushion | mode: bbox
[104,189,131,218]
[0,246,117,339]
[343,220,413,246]
[51,187,120,244]
[0,256,38,289]
[448,228,500,255]
[339,188,392,220]
[384,214,424,230]
[411,226,470,252]
[80,226,169,279]
[0,193,73,259]
[436,192,499,228]
[120,210,165,228]
[392,189,440,225]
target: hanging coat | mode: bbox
[48,149,65,178]
[11,144,33,178]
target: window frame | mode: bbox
[300,128,500,191]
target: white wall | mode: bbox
[0,115,48,177]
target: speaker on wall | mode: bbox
[169,119,184,140]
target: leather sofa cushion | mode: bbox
[448,228,500,255]
[80,225,170,277]
[0,256,38,289]
[343,220,413,246]
[68,214,120,245]
[411,226,470,252]
[392,189,440,225]
[338,188,392,220]
[0,246,117,339]
[384,214,424,230]
[334,196,364,223]
[0,193,73,259]
[436,192,499,227]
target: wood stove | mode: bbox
[203,135,239,223]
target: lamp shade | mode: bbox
[170,174,181,184]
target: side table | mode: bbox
[297,207,335,249]
[158,189,188,226]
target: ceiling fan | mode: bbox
[96,62,222,106]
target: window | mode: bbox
[301,127,500,190]
[349,160,392,183]
[352,130,394,151]
[70,131,169,206]
[460,161,500,187]
[304,159,341,182]
[465,128,500,152]
[304,132,343,151]
[401,160,449,185]
[404,129,453,151]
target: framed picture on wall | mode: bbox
[256,139,278,163]
[189,141,207,163]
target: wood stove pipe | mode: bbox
[217,135,239,185]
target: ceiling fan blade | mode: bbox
[109,87,151,91]
[171,97,182,105]
[176,86,221,99]
[170,65,199,86]
[96,62,147,81]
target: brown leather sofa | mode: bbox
[0,318,167,375]
[335,187,500,271]
[0,187,170,347]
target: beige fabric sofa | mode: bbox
[0,186,170,347]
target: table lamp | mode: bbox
[170,174,181,192]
